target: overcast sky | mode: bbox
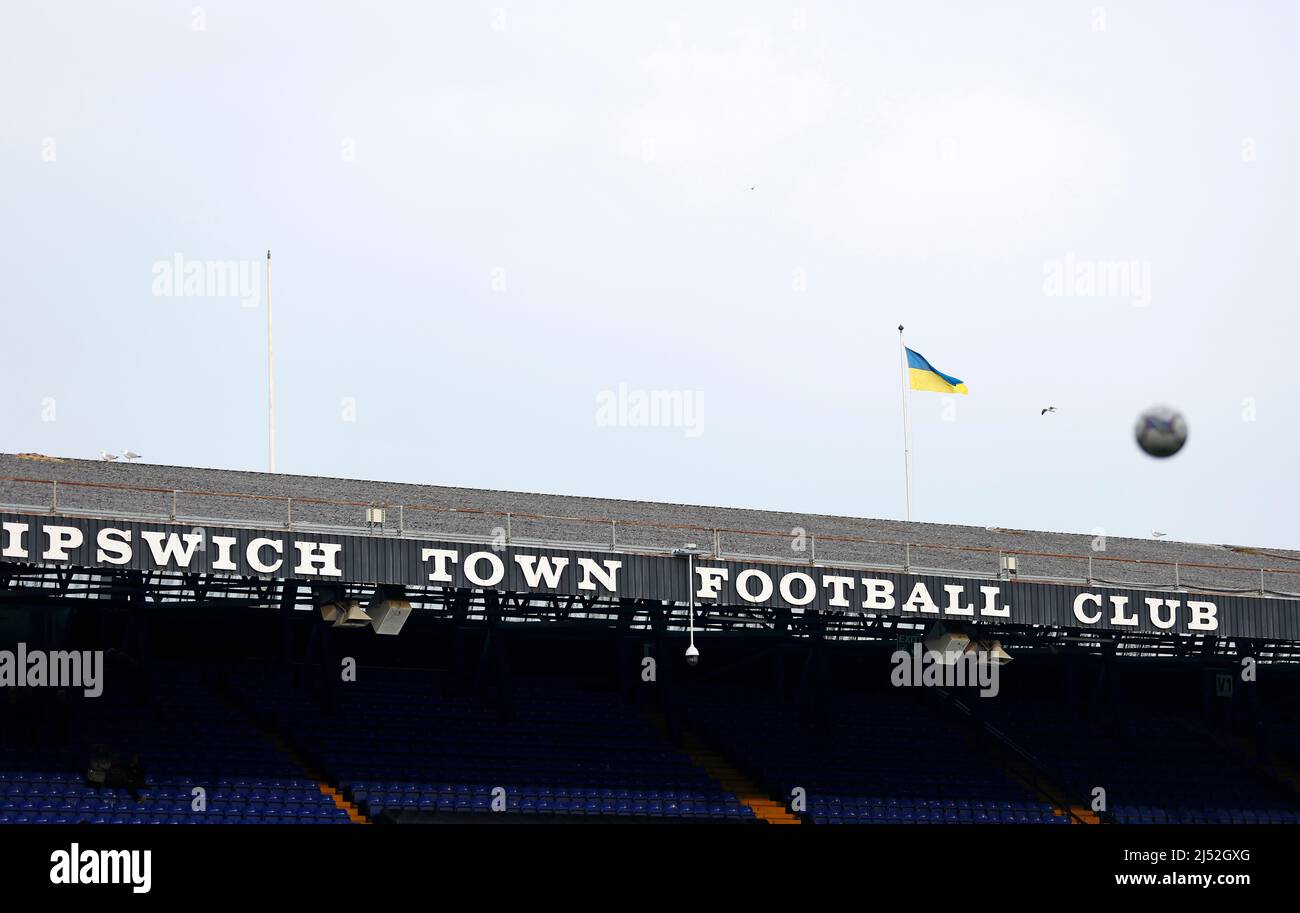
[2,2,1297,548]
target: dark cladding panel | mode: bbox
[1,511,1297,642]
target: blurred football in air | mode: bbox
[1135,406,1188,458]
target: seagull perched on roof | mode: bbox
[122,450,142,461]
[100,451,118,462]
[1041,406,1057,415]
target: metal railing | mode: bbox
[2,473,1300,598]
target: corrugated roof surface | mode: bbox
[2,452,1297,594]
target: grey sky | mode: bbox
[2,2,1297,548]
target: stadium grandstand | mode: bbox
[1,451,1298,826]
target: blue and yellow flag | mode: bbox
[906,348,968,395]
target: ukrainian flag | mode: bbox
[906,348,968,395]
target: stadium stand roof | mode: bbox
[2,452,1298,596]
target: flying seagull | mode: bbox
[1152,531,1168,539]
[100,451,118,462]
[122,450,142,461]
[747,184,758,190]
[1041,406,1057,415]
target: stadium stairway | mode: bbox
[927,688,1098,825]
[221,669,751,822]
[973,697,1299,824]
[680,735,802,825]
[677,686,1070,824]
[645,710,799,824]
[993,752,1098,825]
[214,680,370,824]
[1269,761,1300,796]
[1186,720,1300,806]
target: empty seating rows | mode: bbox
[808,796,1068,825]
[977,700,1300,825]
[683,687,1063,825]
[6,659,1294,826]
[228,667,752,821]
[358,782,750,819]
[0,775,352,824]
[0,663,344,824]
[1109,805,1297,825]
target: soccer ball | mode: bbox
[1134,406,1188,458]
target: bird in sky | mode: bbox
[747,184,758,190]
[1041,406,1057,415]
[1152,531,1168,539]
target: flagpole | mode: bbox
[897,324,912,522]
[267,249,276,473]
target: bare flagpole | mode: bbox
[897,324,912,522]
[267,249,276,473]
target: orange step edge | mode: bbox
[210,680,371,825]
[319,783,371,824]
[658,713,802,825]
